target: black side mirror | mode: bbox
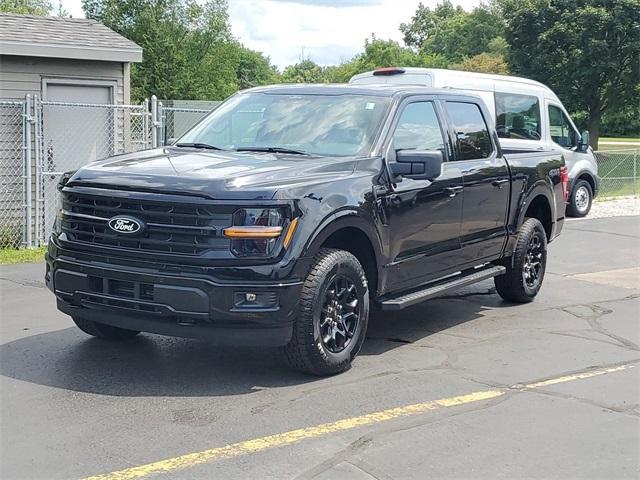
[577,130,590,152]
[391,150,443,180]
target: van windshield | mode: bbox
[177,93,391,157]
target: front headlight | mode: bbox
[224,208,289,257]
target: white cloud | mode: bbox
[61,0,483,69]
[229,0,482,69]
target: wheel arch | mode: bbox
[523,194,553,241]
[302,212,383,295]
[573,170,597,197]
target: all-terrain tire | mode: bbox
[567,179,593,217]
[495,217,547,303]
[72,317,140,340]
[284,248,369,376]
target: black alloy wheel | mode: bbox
[320,275,360,354]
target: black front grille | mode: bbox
[60,191,232,256]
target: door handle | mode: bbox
[492,179,509,189]
[444,186,464,197]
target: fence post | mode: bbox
[151,95,159,148]
[33,94,42,246]
[158,100,164,146]
[23,95,34,247]
[633,149,637,197]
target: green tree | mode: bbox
[451,52,509,74]
[500,0,640,148]
[0,0,51,15]
[400,1,505,61]
[236,47,280,90]
[281,59,326,83]
[82,0,277,101]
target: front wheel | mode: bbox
[567,179,593,217]
[495,217,547,303]
[284,248,369,376]
[72,317,140,340]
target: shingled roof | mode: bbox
[0,13,142,63]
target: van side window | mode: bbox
[392,101,446,152]
[495,93,541,141]
[548,105,578,149]
[445,102,492,160]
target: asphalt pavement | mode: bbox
[1,215,638,480]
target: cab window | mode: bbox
[495,92,541,140]
[548,105,578,148]
[445,102,493,160]
[392,101,446,152]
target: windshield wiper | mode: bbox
[174,142,226,151]
[235,146,310,156]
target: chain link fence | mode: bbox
[158,100,219,145]
[594,149,639,198]
[0,100,28,247]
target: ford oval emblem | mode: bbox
[108,216,143,235]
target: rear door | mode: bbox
[382,97,464,292]
[442,100,510,265]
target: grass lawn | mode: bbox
[599,137,640,152]
[0,247,47,265]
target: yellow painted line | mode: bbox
[521,364,631,389]
[82,363,635,480]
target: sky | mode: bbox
[59,0,482,69]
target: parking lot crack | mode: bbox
[0,276,44,288]
[560,303,640,350]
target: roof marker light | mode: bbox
[373,67,406,76]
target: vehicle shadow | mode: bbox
[0,284,505,397]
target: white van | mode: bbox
[349,67,599,216]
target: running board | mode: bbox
[379,265,506,311]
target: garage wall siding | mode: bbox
[0,55,126,103]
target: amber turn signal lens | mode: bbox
[283,218,299,249]
[223,226,283,239]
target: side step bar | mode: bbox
[379,265,506,311]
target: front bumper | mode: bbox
[46,240,308,347]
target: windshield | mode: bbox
[177,92,391,157]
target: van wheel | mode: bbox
[495,218,547,303]
[567,179,593,217]
[284,248,369,376]
[72,317,140,340]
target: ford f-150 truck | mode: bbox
[46,84,567,376]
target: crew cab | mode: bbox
[46,84,567,375]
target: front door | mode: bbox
[443,100,510,265]
[382,99,464,293]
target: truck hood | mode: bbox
[68,147,357,200]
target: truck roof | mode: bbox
[242,83,478,98]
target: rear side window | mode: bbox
[445,102,493,160]
[495,92,541,140]
[548,105,578,149]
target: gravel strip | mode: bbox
[582,196,640,219]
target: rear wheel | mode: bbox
[284,248,369,376]
[72,317,140,340]
[567,179,593,217]
[495,217,547,303]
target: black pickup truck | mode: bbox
[46,84,567,375]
